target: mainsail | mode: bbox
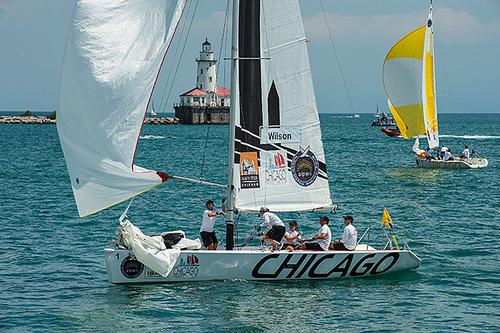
[382,4,439,148]
[230,0,332,212]
[58,0,186,217]
[422,8,439,148]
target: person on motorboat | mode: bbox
[257,207,286,251]
[299,216,331,251]
[330,215,357,251]
[460,145,470,159]
[281,220,302,250]
[200,200,224,250]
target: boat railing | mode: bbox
[357,224,410,251]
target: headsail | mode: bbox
[230,0,332,212]
[382,4,439,148]
[58,0,186,217]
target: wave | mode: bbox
[140,135,165,140]
[439,135,500,139]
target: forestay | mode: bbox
[382,4,439,148]
[232,0,332,212]
[58,0,186,217]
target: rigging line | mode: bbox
[199,124,211,179]
[158,0,192,112]
[217,0,231,69]
[137,193,195,222]
[222,3,230,87]
[319,0,356,114]
[162,0,200,113]
[174,181,205,202]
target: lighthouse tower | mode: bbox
[174,38,231,124]
[196,38,217,93]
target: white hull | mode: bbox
[416,157,488,169]
[105,247,421,284]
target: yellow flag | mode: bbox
[381,208,394,229]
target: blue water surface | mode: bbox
[0,113,499,332]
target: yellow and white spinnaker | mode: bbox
[382,4,439,149]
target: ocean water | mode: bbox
[1,113,499,332]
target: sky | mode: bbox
[0,0,499,114]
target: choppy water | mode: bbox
[1,113,499,332]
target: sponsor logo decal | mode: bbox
[251,253,400,279]
[264,151,287,185]
[290,146,318,187]
[260,126,301,144]
[172,254,199,279]
[144,269,163,279]
[120,255,144,279]
[240,152,260,189]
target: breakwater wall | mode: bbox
[0,116,179,125]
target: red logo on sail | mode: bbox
[187,255,199,266]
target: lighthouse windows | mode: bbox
[200,69,203,74]
[209,76,213,82]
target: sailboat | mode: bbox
[382,1,488,169]
[149,101,158,117]
[58,0,420,284]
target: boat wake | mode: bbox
[439,135,500,140]
[140,135,165,140]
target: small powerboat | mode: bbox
[381,127,401,137]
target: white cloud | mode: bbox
[304,7,500,45]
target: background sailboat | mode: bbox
[382,2,487,169]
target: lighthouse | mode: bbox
[174,39,231,124]
[196,39,217,93]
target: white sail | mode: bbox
[58,0,186,217]
[231,0,332,212]
[421,8,439,149]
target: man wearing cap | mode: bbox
[257,207,286,250]
[300,216,332,251]
[281,220,302,250]
[200,200,224,250]
[331,215,357,251]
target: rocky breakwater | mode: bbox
[0,116,56,124]
[143,117,179,125]
[0,116,179,125]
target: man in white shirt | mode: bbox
[461,145,470,158]
[281,220,302,250]
[331,215,357,251]
[257,207,286,250]
[443,149,453,161]
[200,200,223,250]
[299,216,332,251]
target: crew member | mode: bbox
[461,145,470,158]
[331,215,357,251]
[443,148,453,161]
[257,207,286,251]
[200,200,223,250]
[281,220,302,250]
[300,216,331,251]
[424,148,433,160]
